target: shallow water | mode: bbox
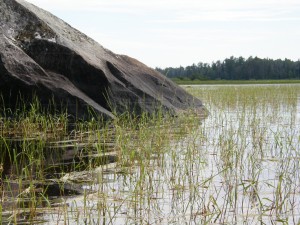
[1,84,300,224]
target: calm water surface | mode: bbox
[2,84,300,224]
[49,84,300,224]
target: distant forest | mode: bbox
[156,56,300,80]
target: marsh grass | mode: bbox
[1,84,300,224]
[174,79,300,85]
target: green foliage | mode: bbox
[156,56,300,80]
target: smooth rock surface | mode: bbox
[0,0,206,119]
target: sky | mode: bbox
[26,0,300,68]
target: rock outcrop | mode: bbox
[0,0,206,119]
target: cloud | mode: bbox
[25,0,300,67]
[26,0,300,24]
[172,10,300,23]
[26,0,300,12]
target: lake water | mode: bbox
[2,84,300,224]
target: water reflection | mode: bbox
[1,84,300,224]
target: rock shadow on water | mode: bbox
[0,137,118,223]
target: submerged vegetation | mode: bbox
[0,84,300,224]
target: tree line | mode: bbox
[156,56,300,80]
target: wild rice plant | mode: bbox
[1,84,300,224]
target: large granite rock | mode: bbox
[0,0,206,119]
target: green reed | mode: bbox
[1,84,300,224]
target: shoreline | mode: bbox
[173,79,300,85]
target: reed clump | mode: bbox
[1,84,300,224]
